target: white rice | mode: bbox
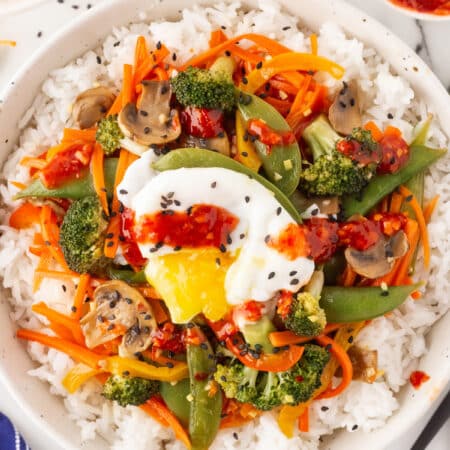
[0,0,449,449]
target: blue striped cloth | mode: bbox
[0,413,29,450]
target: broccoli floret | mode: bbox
[282,292,326,337]
[59,195,109,274]
[299,115,377,196]
[215,344,329,411]
[171,57,236,111]
[214,361,259,404]
[96,115,124,155]
[102,375,159,407]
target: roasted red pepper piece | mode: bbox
[303,218,340,263]
[180,106,224,138]
[377,134,410,174]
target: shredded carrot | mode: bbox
[122,64,134,107]
[154,66,169,81]
[209,29,227,48]
[298,406,309,432]
[108,92,123,115]
[269,78,299,96]
[342,264,357,287]
[389,192,404,213]
[315,335,353,399]
[49,323,76,342]
[33,251,53,292]
[269,323,342,347]
[0,40,16,47]
[380,196,389,213]
[364,121,383,142]
[423,195,439,223]
[134,36,149,70]
[39,205,69,269]
[104,149,132,258]
[71,274,91,320]
[279,71,304,89]
[181,33,290,70]
[264,96,292,116]
[34,268,78,281]
[9,202,41,229]
[9,181,26,190]
[384,125,402,137]
[17,329,102,368]
[32,302,85,345]
[134,44,170,87]
[286,75,313,127]
[309,33,318,55]
[20,156,47,170]
[141,398,191,449]
[399,185,430,268]
[62,128,97,144]
[91,143,109,215]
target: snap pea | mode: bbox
[237,92,301,197]
[160,379,191,428]
[14,158,118,200]
[319,283,421,323]
[187,326,222,450]
[153,148,302,222]
[341,145,446,219]
[106,267,147,285]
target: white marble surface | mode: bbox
[0,0,448,449]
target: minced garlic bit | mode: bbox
[303,108,312,117]
[274,172,283,181]
[283,159,293,170]
[380,282,388,291]
[158,113,168,124]
[279,90,288,100]
[186,393,194,402]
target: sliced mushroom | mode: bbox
[118,80,181,145]
[328,80,361,135]
[184,133,231,156]
[80,280,156,357]
[348,346,378,383]
[344,230,409,279]
[72,86,116,129]
[290,190,341,216]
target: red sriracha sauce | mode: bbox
[233,300,265,324]
[134,204,239,249]
[389,0,450,15]
[303,218,340,264]
[377,134,410,174]
[40,143,93,189]
[336,138,381,166]
[247,118,296,152]
[410,370,430,389]
[180,106,224,138]
[121,208,147,266]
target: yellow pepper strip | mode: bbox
[277,321,366,438]
[62,363,103,394]
[241,52,345,93]
[101,356,189,382]
[234,110,262,172]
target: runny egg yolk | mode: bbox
[145,248,235,323]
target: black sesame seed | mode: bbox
[325,344,332,352]
[289,271,297,276]
[71,306,77,313]
[156,41,162,50]
[200,342,208,350]
[220,375,227,382]
[113,40,120,47]
[225,50,231,57]
[97,315,104,323]
[122,370,130,376]
[62,285,67,292]
[256,61,263,69]
[241,151,248,157]
[166,362,174,368]
[172,52,177,61]
[349,98,355,107]
[282,26,291,30]
[352,425,358,431]
[107,241,114,248]
[106,232,114,239]
[387,113,394,119]
[161,85,169,95]
[390,156,396,165]
[211,181,217,188]
[125,298,132,304]
[380,290,389,297]
[268,272,275,280]
[87,3,92,9]
[140,110,149,116]
[339,101,346,109]
[107,323,115,331]
[276,206,282,216]
[348,336,354,344]
[240,66,246,76]
[227,234,232,245]
[144,126,151,134]
[264,235,270,243]
[219,244,226,253]
[84,297,91,303]
[215,257,221,266]
[273,346,281,353]
[241,77,248,85]
[174,200,181,206]
[240,233,245,240]
[265,82,271,91]
[290,278,300,286]
[321,406,329,411]
[109,301,117,309]
[174,245,182,251]
[311,208,319,216]
[37,31,43,38]
[405,195,413,202]
[239,350,248,356]
[245,196,250,203]
[72,5,79,10]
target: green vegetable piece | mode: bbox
[171,57,236,111]
[102,374,159,407]
[15,158,118,200]
[153,148,301,222]
[160,379,191,427]
[300,115,377,197]
[322,251,346,285]
[240,315,275,354]
[96,115,124,155]
[237,93,301,196]
[107,267,147,284]
[187,327,222,450]
[341,145,446,219]
[59,196,109,275]
[320,284,421,323]
[411,114,432,146]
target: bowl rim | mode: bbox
[0,1,449,449]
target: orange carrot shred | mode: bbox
[91,143,109,215]
[122,64,134,107]
[108,92,123,115]
[71,274,91,320]
[269,323,342,347]
[423,195,439,224]
[17,329,102,368]
[389,192,404,213]
[364,121,383,142]
[9,202,41,229]
[62,128,97,144]
[399,185,430,268]
[310,33,318,55]
[298,406,309,432]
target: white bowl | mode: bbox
[0,1,449,449]
[383,0,450,21]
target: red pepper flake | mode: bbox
[247,118,296,153]
[276,291,294,320]
[338,218,382,251]
[233,300,264,323]
[377,134,410,174]
[152,322,186,353]
[303,218,339,263]
[267,223,309,260]
[409,370,430,389]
